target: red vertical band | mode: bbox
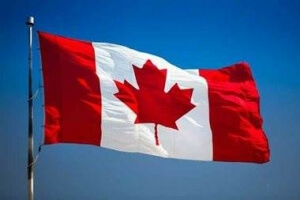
[200,63,270,163]
[39,32,102,146]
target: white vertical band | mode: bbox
[93,43,213,161]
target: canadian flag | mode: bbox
[38,32,270,163]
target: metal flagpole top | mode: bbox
[26,16,34,26]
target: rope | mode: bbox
[28,88,39,102]
[27,47,45,169]
[27,144,43,168]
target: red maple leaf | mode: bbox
[114,60,195,145]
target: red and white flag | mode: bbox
[38,32,270,163]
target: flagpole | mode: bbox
[26,16,34,200]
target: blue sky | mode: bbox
[1,0,300,199]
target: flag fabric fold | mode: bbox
[38,32,269,163]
